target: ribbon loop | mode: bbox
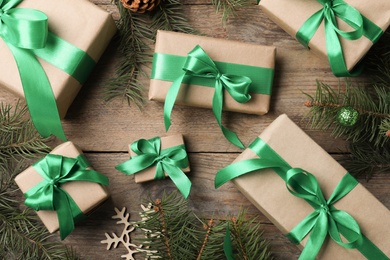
[24,153,109,240]
[115,137,192,198]
[163,45,252,148]
[296,0,383,76]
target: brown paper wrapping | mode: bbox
[15,141,110,234]
[231,114,390,259]
[259,0,390,72]
[0,0,117,118]
[149,30,276,115]
[128,134,190,183]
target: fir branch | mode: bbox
[135,191,272,260]
[103,2,153,106]
[343,141,390,179]
[211,0,255,25]
[303,81,390,147]
[0,101,50,167]
[150,0,198,35]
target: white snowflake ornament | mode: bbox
[101,207,140,260]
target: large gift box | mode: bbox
[15,141,110,240]
[150,30,276,116]
[215,114,390,259]
[0,0,117,118]
[116,134,192,198]
[259,0,390,76]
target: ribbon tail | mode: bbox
[7,43,66,140]
[212,81,244,149]
[164,164,191,198]
[55,189,83,240]
[164,74,186,131]
[224,224,235,260]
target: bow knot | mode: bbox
[296,0,383,76]
[115,137,192,198]
[164,45,252,148]
[319,203,330,214]
[23,153,109,240]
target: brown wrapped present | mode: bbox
[0,0,117,118]
[149,30,276,116]
[216,114,390,259]
[15,141,109,239]
[259,0,390,76]
[116,134,192,198]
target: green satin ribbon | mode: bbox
[296,0,383,77]
[215,137,388,259]
[153,45,274,149]
[115,137,192,198]
[0,0,96,140]
[224,224,235,260]
[24,153,109,240]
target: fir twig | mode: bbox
[211,0,255,25]
[135,191,272,260]
[0,101,50,169]
[303,81,390,147]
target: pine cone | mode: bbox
[120,0,161,13]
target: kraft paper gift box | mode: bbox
[126,134,190,183]
[15,141,110,239]
[217,114,390,259]
[0,0,117,118]
[259,0,390,76]
[149,30,276,116]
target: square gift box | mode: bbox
[218,114,390,258]
[149,30,276,115]
[128,134,190,183]
[15,141,110,237]
[259,0,390,76]
[0,0,117,118]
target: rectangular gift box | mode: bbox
[129,134,191,183]
[0,0,117,118]
[15,141,110,234]
[259,0,390,73]
[149,30,276,115]
[230,114,390,258]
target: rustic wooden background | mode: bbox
[2,0,390,259]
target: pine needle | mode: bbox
[211,0,255,25]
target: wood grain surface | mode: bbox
[2,0,389,259]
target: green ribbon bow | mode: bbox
[0,0,96,140]
[215,138,388,259]
[115,137,192,198]
[224,224,235,260]
[296,0,383,77]
[24,153,109,240]
[163,45,252,149]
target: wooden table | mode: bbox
[2,1,389,259]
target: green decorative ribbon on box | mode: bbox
[115,137,192,198]
[0,0,96,140]
[296,0,383,77]
[151,45,274,149]
[215,138,388,259]
[24,153,109,240]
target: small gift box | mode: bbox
[0,0,116,139]
[259,0,390,76]
[150,30,276,148]
[15,141,110,240]
[116,134,192,198]
[215,114,390,259]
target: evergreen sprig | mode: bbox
[303,81,390,147]
[135,191,272,260]
[0,101,50,170]
[211,0,256,25]
[104,0,197,106]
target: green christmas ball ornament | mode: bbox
[337,107,359,127]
